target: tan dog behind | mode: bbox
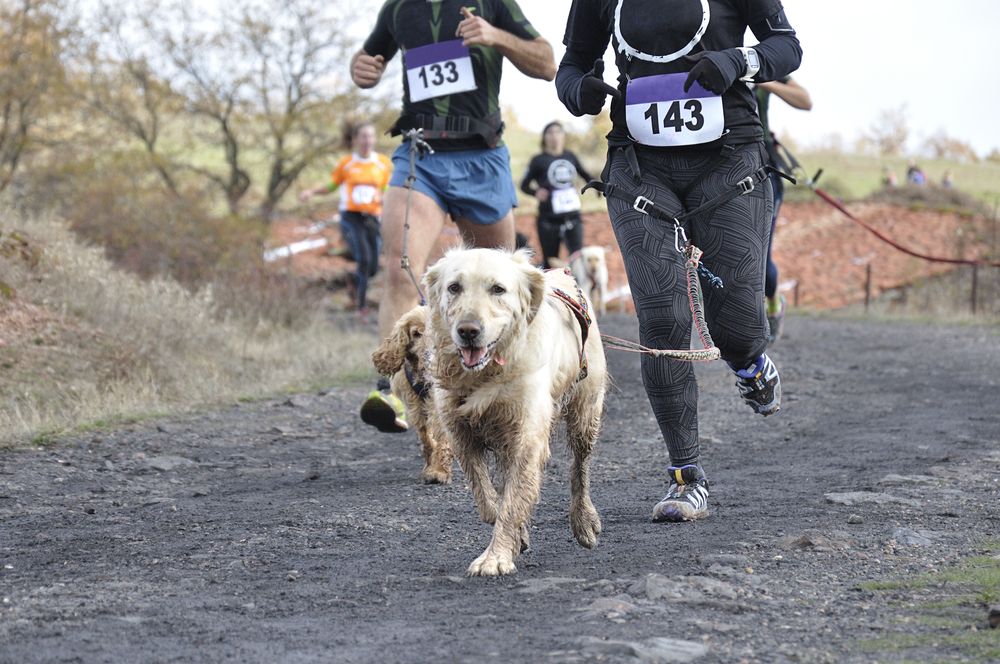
[424,248,607,576]
[372,306,452,484]
[569,246,609,317]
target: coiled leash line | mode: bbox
[401,129,435,305]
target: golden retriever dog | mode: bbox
[569,247,609,317]
[371,306,453,484]
[423,248,607,577]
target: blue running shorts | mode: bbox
[389,143,518,224]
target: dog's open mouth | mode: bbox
[458,340,499,370]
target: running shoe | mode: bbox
[733,354,781,416]
[652,465,710,522]
[360,390,409,433]
[766,294,786,345]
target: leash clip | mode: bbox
[633,195,654,215]
[737,176,755,195]
[674,221,689,254]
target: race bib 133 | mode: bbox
[405,40,477,103]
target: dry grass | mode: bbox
[0,205,376,445]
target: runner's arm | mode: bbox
[757,78,812,111]
[745,4,802,82]
[457,8,555,81]
[520,158,540,196]
[351,50,387,89]
[571,152,596,184]
[556,0,612,117]
[354,4,399,89]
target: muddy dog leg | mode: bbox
[564,385,604,549]
[450,423,499,525]
[418,422,452,484]
[467,427,551,577]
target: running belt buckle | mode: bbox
[633,195,654,215]
[737,176,756,195]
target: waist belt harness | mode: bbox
[391,113,504,148]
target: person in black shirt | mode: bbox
[520,121,595,268]
[755,76,812,343]
[351,0,556,435]
[557,0,801,523]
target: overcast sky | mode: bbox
[483,0,1000,155]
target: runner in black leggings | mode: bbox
[557,0,802,522]
[520,121,594,268]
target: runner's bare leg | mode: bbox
[378,186,447,340]
[454,211,516,251]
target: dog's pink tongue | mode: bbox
[460,347,485,368]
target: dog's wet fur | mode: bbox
[423,247,607,576]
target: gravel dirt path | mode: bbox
[2,315,998,663]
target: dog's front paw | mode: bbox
[467,549,516,577]
[570,499,602,549]
[420,465,452,485]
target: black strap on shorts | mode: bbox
[391,112,504,148]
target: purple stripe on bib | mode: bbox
[405,40,469,69]
[626,73,714,105]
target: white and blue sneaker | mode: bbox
[732,353,781,416]
[652,465,710,522]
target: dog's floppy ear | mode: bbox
[422,259,444,307]
[372,307,422,375]
[519,263,547,324]
[510,247,535,265]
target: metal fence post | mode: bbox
[971,264,979,315]
[864,264,873,313]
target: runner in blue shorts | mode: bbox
[351,1,556,434]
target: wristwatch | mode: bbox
[737,47,760,82]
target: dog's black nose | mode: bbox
[457,322,481,343]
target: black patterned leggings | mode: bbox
[606,142,773,467]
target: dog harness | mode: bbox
[404,359,432,401]
[548,269,593,381]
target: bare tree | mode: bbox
[75,7,184,196]
[864,106,910,157]
[923,130,980,164]
[0,0,67,192]
[235,0,371,220]
[71,0,386,220]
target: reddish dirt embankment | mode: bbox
[271,201,993,312]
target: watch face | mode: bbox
[747,50,760,67]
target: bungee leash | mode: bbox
[401,128,435,305]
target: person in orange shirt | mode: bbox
[300,121,393,318]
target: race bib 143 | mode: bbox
[405,40,477,103]
[625,73,724,147]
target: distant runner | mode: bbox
[300,122,392,321]
[755,77,812,342]
[520,121,595,269]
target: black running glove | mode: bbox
[578,59,621,115]
[683,50,746,95]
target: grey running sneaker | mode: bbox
[734,353,781,416]
[652,465,710,522]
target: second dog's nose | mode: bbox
[457,322,481,343]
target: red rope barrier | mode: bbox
[811,187,1000,268]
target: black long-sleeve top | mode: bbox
[520,150,594,219]
[557,0,803,147]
